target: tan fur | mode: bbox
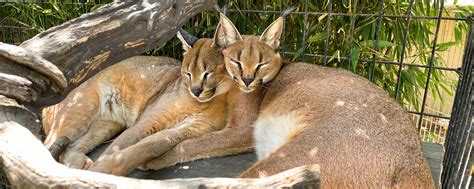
[222,36,283,93]
[139,14,280,171]
[140,14,288,171]
[239,63,435,188]
[146,14,433,188]
[217,14,434,188]
[42,36,233,175]
[140,86,261,171]
[220,18,282,93]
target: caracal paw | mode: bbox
[88,153,130,176]
[140,156,177,171]
[62,152,93,170]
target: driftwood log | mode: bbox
[0,122,321,188]
[0,0,321,188]
[20,0,220,107]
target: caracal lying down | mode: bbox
[42,29,233,175]
[143,13,435,188]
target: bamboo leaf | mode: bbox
[307,33,326,43]
[363,40,397,48]
[351,45,360,71]
[401,70,415,85]
[436,41,458,51]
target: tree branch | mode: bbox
[0,43,67,103]
[18,0,217,107]
[0,121,320,188]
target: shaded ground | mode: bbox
[89,141,442,186]
[89,143,257,179]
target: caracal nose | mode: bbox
[242,78,254,87]
[191,87,203,97]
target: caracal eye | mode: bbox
[203,71,211,79]
[257,60,270,70]
[230,58,242,69]
[186,72,191,78]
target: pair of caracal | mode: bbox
[43,12,434,188]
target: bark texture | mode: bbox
[0,123,320,188]
[19,0,217,106]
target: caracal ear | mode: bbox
[177,29,198,52]
[259,17,284,49]
[213,13,243,48]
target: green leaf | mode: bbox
[401,70,415,85]
[363,40,397,48]
[292,47,305,61]
[328,50,341,63]
[52,3,61,14]
[436,41,458,51]
[307,33,326,43]
[351,45,360,71]
[439,82,454,96]
[42,9,52,14]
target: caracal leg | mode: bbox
[89,129,185,175]
[62,119,124,169]
[141,125,254,171]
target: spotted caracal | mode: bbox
[144,13,434,188]
[42,29,233,175]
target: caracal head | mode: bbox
[177,29,232,102]
[214,13,284,93]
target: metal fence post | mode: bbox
[441,15,473,189]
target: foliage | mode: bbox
[0,0,105,44]
[217,0,471,111]
[0,0,471,111]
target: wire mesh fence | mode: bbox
[1,0,470,145]
[0,0,472,188]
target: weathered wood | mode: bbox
[0,73,35,103]
[0,43,67,93]
[19,0,217,106]
[0,121,320,188]
[0,43,67,103]
[0,95,42,140]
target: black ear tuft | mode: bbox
[178,28,198,47]
[214,4,227,15]
[280,5,297,17]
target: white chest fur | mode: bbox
[253,113,306,160]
